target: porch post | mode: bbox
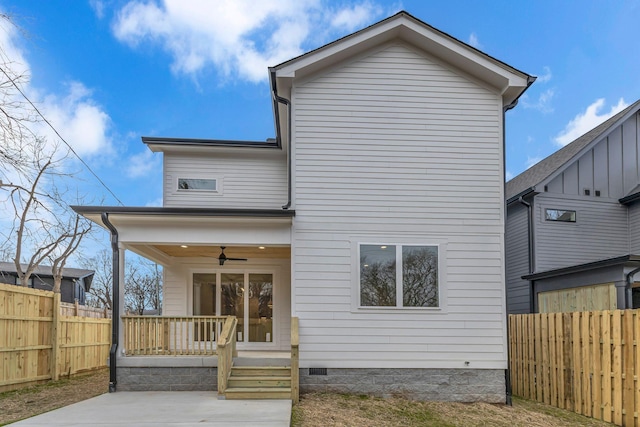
[118,245,126,357]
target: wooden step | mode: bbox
[224,387,292,400]
[230,366,291,377]
[227,376,291,388]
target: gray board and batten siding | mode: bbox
[505,102,640,313]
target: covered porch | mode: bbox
[71,206,297,399]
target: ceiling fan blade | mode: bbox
[226,257,248,261]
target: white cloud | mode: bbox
[522,88,555,114]
[0,14,113,159]
[525,156,542,169]
[505,170,514,181]
[537,66,552,83]
[331,2,382,32]
[125,149,161,178]
[555,98,629,146]
[145,197,163,207]
[112,0,387,83]
[90,0,106,20]
[39,82,113,157]
[468,32,482,49]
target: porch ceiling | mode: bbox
[150,245,290,259]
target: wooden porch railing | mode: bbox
[122,316,228,356]
[291,316,299,403]
[217,316,238,395]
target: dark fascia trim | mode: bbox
[141,136,280,149]
[506,187,536,206]
[619,192,640,205]
[71,206,295,218]
[273,11,532,80]
[523,254,640,281]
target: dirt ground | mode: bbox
[0,372,616,426]
[291,393,616,427]
[0,369,109,426]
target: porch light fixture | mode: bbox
[180,245,188,248]
[259,246,266,250]
[380,245,387,249]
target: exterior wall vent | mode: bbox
[595,190,601,197]
[309,368,327,376]
[584,189,590,196]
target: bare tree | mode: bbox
[0,141,93,289]
[81,248,113,309]
[0,14,39,177]
[49,215,92,293]
[124,257,163,315]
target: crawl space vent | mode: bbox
[309,368,327,376]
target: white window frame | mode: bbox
[176,176,222,194]
[353,241,446,312]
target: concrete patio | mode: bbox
[10,391,292,426]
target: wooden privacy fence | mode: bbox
[0,283,111,392]
[509,310,640,426]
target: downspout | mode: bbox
[101,212,119,393]
[625,266,640,309]
[269,68,292,210]
[517,196,535,313]
[501,76,534,405]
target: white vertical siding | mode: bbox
[292,43,507,369]
[163,258,291,350]
[163,151,287,209]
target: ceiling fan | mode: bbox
[218,246,248,266]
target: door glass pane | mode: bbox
[193,273,216,315]
[249,274,273,342]
[193,274,216,341]
[221,273,245,342]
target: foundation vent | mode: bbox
[309,368,327,376]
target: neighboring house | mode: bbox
[506,99,640,314]
[0,262,94,304]
[73,11,533,402]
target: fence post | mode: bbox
[51,292,61,381]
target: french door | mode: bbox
[193,272,274,344]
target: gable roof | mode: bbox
[272,11,534,106]
[506,99,640,203]
[0,262,94,290]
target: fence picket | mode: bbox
[509,309,640,427]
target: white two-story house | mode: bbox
[74,11,534,402]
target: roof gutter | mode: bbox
[101,212,120,393]
[269,67,292,210]
[503,75,537,113]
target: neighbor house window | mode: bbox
[359,244,438,308]
[177,178,217,191]
[545,209,576,222]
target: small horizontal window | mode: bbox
[177,178,217,191]
[545,209,576,222]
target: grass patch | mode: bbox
[292,393,616,426]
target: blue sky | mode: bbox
[2,0,640,209]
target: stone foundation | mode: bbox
[116,366,217,391]
[300,368,505,403]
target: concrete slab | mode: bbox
[11,392,292,427]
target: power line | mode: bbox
[0,66,125,206]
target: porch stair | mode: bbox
[224,366,292,400]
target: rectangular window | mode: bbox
[178,178,217,191]
[545,209,576,222]
[360,244,438,308]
